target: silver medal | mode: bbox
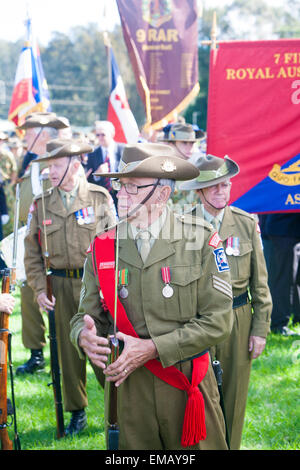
[119,286,128,299]
[226,246,233,256]
[77,217,84,225]
[162,284,174,298]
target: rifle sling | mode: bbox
[91,229,209,447]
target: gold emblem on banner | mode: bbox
[142,0,172,28]
[268,160,300,186]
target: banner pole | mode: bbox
[201,11,218,49]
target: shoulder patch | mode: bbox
[213,247,230,272]
[208,231,222,248]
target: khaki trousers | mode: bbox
[211,303,253,450]
[105,357,228,450]
[20,282,46,349]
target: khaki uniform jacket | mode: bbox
[71,210,234,368]
[24,176,115,297]
[219,206,272,337]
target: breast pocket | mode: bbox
[39,223,61,257]
[227,242,252,280]
[164,264,202,320]
[77,222,97,254]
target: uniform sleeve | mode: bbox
[249,221,272,337]
[70,252,113,358]
[24,202,47,297]
[152,232,234,368]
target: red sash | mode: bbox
[91,229,209,447]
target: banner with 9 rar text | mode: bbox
[116,0,199,130]
[206,40,300,213]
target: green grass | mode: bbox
[3,287,300,450]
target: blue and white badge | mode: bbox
[213,247,230,272]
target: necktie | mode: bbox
[64,192,71,209]
[211,217,218,231]
[136,230,151,263]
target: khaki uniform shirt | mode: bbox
[24,176,116,297]
[199,204,272,338]
[70,209,234,368]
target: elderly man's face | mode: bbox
[95,128,112,148]
[198,180,232,211]
[48,156,78,188]
[115,176,171,226]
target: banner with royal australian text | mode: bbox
[206,40,300,213]
[116,0,199,129]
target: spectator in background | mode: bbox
[84,121,124,206]
[263,213,300,335]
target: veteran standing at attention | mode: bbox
[24,138,115,436]
[70,143,234,450]
[180,154,272,450]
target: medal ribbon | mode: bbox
[161,266,171,285]
[118,269,128,286]
[91,229,209,447]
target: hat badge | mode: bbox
[161,160,177,173]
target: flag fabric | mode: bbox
[116,0,199,130]
[206,40,300,214]
[8,18,51,129]
[107,47,140,143]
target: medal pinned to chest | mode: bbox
[118,268,129,299]
[75,206,95,225]
[161,266,174,298]
[226,236,240,256]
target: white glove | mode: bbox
[1,214,9,225]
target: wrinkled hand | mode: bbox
[249,335,266,359]
[104,332,158,387]
[78,314,111,369]
[0,293,15,314]
[37,292,56,313]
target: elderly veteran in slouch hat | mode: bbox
[16,113,71,378]
[159,123,205,209]
[24,138,116,436]
[159,122,205,160]
[180,154,272,449]
[70,142,234,450]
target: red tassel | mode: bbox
[181,386,206,447]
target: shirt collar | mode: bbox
[130,208,168,241]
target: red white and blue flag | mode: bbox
[107,47,139,143]
[8,17,51,130]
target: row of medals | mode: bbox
[118,239,240,300]
[119,283,174,299]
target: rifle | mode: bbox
[107,223,120,450]
[212,359,230,449]
[0,183,21,450]
[0,270,13,450]
[41,180,65,439]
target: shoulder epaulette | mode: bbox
[174,212,212,230]
[33,187,53,201]
[230,205,256,220]
[87,182,110,196]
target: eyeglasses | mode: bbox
[111,179,158,195]
[96,133,106,137]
